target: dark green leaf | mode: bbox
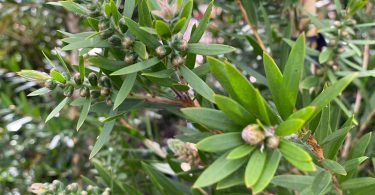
[138,0,152,27]
[196,132,243,153]
[124,17,160,49]
[227,144,254,160]
[272,175,314,191]
[311,171,332,195]
[322,159,347,175]
[319,47,333,64]
[189,1,213,43]
[341,177,375,190]
[279,140,315,171]
[76,98,91,130]
[245,149,266,188]
[155,20,171,38]
[113,73,137,109]
[180,65,214,102]
[111,57,160,75]
[181,107,240,132]
[214,94,255,126]
[133,41,148,60]
[193,152,247,188]
[187,43,236,55]
[46,97,69,122]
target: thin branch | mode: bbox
[353,43,369,113]
[235,0,266,51]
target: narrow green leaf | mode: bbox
[311,171,332,195]
[77,98,91,130]
[322,159,347,175]
[282,33,305,109]
[45,97,69,122]
[310,74,357,115]
[189,1,213,43]
[113,73,137,109]
[252,150,282,193]
[141,69,174,78]
[207,57,235,96]
[123,0,135,18]
[319,47,333,64]
[275,119,305,136]
[279,140,315,171]
[187,43,236,55]
[343,156,368,172]
[193,152,247,188]
[214,95,255,126]
[179,0,193,21]
[155,20,171,38]
[288,106,316,121]
[196,132,243,153]
[341,177,375,190]
[181,107,240,132]
[124,17,160,49]
[79,56,85,80]
[263,52,291,119]
[245,150,267,187]
[227,144,254,160]
[42,51,57,69]
[110,0,120,25]
[28,88,50,96]
[172,17,187,34]
[89,56,125,71]
[347,132,372,160]
[216,171,244,190]
[111,57,160,75]
[272,175,314,191]
[142,162,184,195]
[89,110,117,159]
[59,1,89,15]
[133,41,148,60]
[138,0,152,27]
[50,69,66,83]
[180,65,214,102]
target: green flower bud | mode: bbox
[155,45,167,58]
[80,86,90,97]
[108,35,122,46]
[90,90,100,98]
[99,76,111,88]
[172,55,184,66]
[340,30,349,38]
[266,136,280,149]
[98,21,110,32]
[88,72,98,86]
[44,79,57,90]
[328,39,337,47]
[122,36,133,49]
[100,87,110,96]
[100,29,114,40]
[106,97,113,106]
[124,53,137,64]
[175,39,188,51]
[119,18,127,33]
[63,85,74,97]
[241,124,265,145]
[73,73,83,85]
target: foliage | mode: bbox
[2,0,375,194]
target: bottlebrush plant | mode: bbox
[15,0,375,194]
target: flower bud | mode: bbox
[124,53,137,64]
[73,73,83,85]
[63,85,74,97]
[241,124,265,145]
[340,30,349,38]
[109,35,122,46]
[90,90,100,98]
[122,36,133,49]
[99,76,111,88]
[100,29,114,40]
[176,39,188,51]
[100,87,110,96]
[155,45,167,58]
[119,18,127,33]
[328,39,337,47]
[172,55,184,66]
[80,86,90,97]
[98,21,110,32]
[106,97,113,106]
[266,136,280,149]
[88,72,98,86]
[333,21,341,28]
[44,79,57,90]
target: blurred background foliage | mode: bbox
[1,0,375,194]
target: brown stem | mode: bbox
[307,135,342,195]
[353,44,369,113]
[235,0,266,51]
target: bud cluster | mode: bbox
[167,139,203,171]
[241,124,280,149]
[29,180,105,195]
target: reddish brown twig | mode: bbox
[235,0,266,51]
